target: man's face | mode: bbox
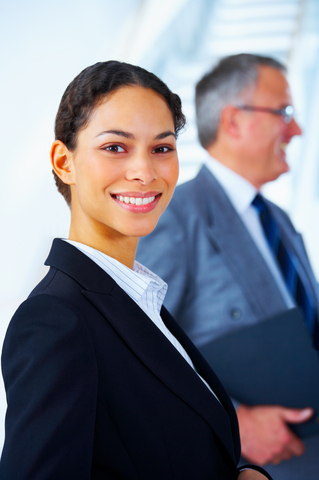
[238,65,302,189]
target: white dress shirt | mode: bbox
[64,239,219,400]
[205,156,295,308]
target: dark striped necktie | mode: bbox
[252,193,319,349]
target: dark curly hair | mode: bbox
[53,61,186,206]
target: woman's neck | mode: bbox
[68,225,138,269]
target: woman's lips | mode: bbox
[115,195,156,205]
[111,193,161,212]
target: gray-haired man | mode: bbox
[137,54,319,479]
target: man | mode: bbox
[137,54,319,479]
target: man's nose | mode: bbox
[289,118,302,137]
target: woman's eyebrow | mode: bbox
[95,130,134,139]
[95,130,176,140]
[155,131,176,140]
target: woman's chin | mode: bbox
[130,223,159,239]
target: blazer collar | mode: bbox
[45,239,115,294]
[45,238,238,464]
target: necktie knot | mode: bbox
[252,193,267,214]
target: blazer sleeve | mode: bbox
[0,293,98,480]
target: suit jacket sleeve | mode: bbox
[0,293,98,480]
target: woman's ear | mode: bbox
[50,140,75,185]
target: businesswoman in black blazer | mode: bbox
[0,61,271,480]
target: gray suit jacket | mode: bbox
[137,165,319,479]
[137,165,319,347]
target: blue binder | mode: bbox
[199,308,319,438]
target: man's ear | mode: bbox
[220,105,242,139]
[50,140,75,185]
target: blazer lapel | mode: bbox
[160,305,241,460]
[195,166,287,317]
[83,285,237,463]
[46,239,237,463]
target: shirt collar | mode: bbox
[64,239,167,307]
[205,155,258,215]
[133,260,168,295]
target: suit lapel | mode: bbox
[46,239,238,463]
[83,285,237,463]
[195,166,287,317]
[268,201,319,309]
[160,305,240,458]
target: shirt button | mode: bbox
[230,308,241,320]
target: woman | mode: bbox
[0,61,271,479]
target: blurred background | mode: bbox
[1,0,319,450]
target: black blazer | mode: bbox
[0,239,241,479]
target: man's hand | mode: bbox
[236,405,313,465]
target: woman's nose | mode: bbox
[125,153,158,185]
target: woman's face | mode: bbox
[66,86,179,243]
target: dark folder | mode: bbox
[199,308,319,438]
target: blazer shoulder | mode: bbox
[1,292,98,480]
[172,166,208,200]
[167,178,198,216]
[165,165,215,224]
[30,266,84,303]
[3,291,93,356]
[29,265,60,296]
[4,259,99,362]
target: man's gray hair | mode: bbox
[195,53,286,149]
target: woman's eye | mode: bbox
[105,145,125,153]
[153,146,173,154]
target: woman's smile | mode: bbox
[112,192,161,211]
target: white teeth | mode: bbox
[142,196,155,205]
[115,195,156,206]
[280,143,287,151]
